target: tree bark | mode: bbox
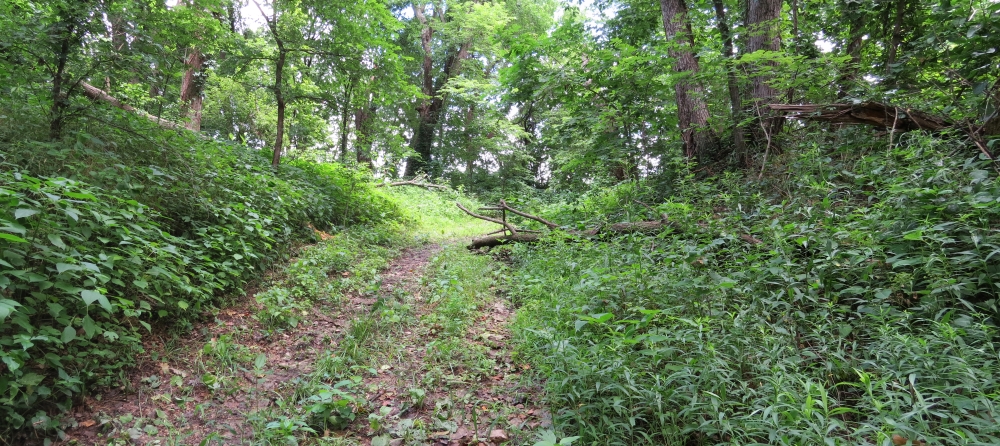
[179,47,204,130]
[463,103,477,185]
[272,48,286,168]
[339,79,355,163]
[254,0,287,168]
[659,0,719,162]
[49,18,77,141]
[711,0,748,162]
[354,102,376,169]
[885,0,906,72]
[743,0,784,150]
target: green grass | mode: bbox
[384,186,495,240]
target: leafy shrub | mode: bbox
[0,125,405,436]
[0,169,209,431]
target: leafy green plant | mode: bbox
[303,379,365,431]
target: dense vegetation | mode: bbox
[509,134,1000,445]
[1,0,998,444]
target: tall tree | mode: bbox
[712,0,747,160]
[254,0,291,168]
[404,2,473,177]
[743,0,784,150]
[658,0,719,162]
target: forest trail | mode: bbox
[53,240,547,446]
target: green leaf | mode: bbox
[48,233,67,249]
[61,326,76,344]
[64,192,96,200]
[82,316,97,338]
[0,233,28,243]
[903,230,923,241]
[81,289,113,312]
[56,263,77,273]
[133,279,148,289]
[177,300,189,310]
[14,209,39,219]
[20,373,45,388]
[0,299,22,320]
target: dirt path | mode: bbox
[55,241,547,446]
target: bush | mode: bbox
[0,125,404,435]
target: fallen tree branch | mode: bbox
[497,199,559,229]
[469,233,541,249]
[771,101,998,168]
[460,201,674,249]
[377,180,449,190]
[80,81,186,131]
[456,202,519,235]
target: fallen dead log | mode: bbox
[80,81,187,131]
[469,233,541,249]
[460,201,674,249]
[769,102,951,132]
[770,101,999,165]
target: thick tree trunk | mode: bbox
[659,0,719,162]
[179,47,204,131]
[744,0,784,150]
[712,0,748,162]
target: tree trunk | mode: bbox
[885,0,906,72]
[179,47,204,130]
[80,81,184,130]
[339,81,354,163]
[659,0,719,162]
[743,0,784,150]
[49,18,77,141]
[254,0,286,168]
[404,4,472,177]
[463,103,477,185]
[354,103,376,169]
[837,0,864,98]
[712,0,748,163]
[272,48,286,168]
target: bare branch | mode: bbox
[455,201,519,235]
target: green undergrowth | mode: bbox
[509,134,1000,445]
[0,126,402,438]
[384,186,493,240]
